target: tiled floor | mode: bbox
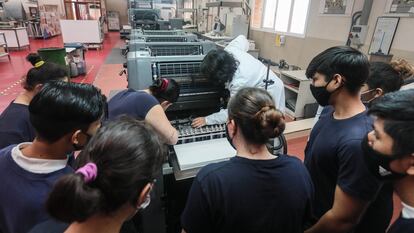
[0,31,402,226]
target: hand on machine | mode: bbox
[191,117,206,128]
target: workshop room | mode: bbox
[0,0,413,233]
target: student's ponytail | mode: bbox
[24,53,68,91]
[46,117,166,223]
[149,78,180,103]
[46,165,102,223]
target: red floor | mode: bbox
[0,31,402,226]
[0,32,123,111]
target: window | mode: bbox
[251,0,310,36]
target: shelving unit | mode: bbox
[272,69,316,119]
[38,4,61,38]
[26,4,61,39]
[0,32,10,61]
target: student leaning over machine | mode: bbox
[108,78,180,145]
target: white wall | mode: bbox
[250,0,414,68]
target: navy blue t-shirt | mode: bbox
[304,106,392,232]
[0,145,73,233]
[29,219,68,233]
[181,155,314,233]
[108,89,159,120]
[0,102,36,149]
[388,216,414,233]
[29,219,138,233]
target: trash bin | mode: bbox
[37,47,66,66]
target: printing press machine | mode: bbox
[129,29,198,42]
[126,50,286,233]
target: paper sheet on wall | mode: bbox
[368,17,399,55]
[174,138,236,171]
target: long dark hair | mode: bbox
[24,53,68,91]
[228,87,285,145]
[149,78,180,103]
[46,117,166,222]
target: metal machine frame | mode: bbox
[128,40,216,56]
[129,33,198,42]
[129,28,198,41]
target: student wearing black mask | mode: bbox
[0,82,106,233]
[304,46,392,233]
[314,61,404,122]
[361,90,414,233]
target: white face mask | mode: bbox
[126,193,152,220]
[139,193,151,210]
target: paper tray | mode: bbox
[173,138,236,171]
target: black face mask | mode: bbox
[73,132,93,151]
[310,78,334,106]
[225,123,236,150]
[310,79,344,107]
[361,136,407,181]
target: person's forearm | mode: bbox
[166,128,178,145]
[305,210,357,233]
[205,109,228,125]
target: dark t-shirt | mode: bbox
[388,216,414,233]
[28,219,68,233]
[0,102,36,149]
[0,145,73,233]
[304,106,392,232]
[181,155,314,233]
[108,89,159,120]
[29,218,138,233]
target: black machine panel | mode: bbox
[146,37,188,42]
[150,45,202,56]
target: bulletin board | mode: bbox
[368,17,399,55]
[319,0,355,15]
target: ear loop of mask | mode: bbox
[361,89,377,104]
[138,180,156,210]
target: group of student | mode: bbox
[0,44,412,233]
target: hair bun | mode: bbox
[255,106,285,138]
[26,53,43,66]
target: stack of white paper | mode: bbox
[173,138,236,171]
